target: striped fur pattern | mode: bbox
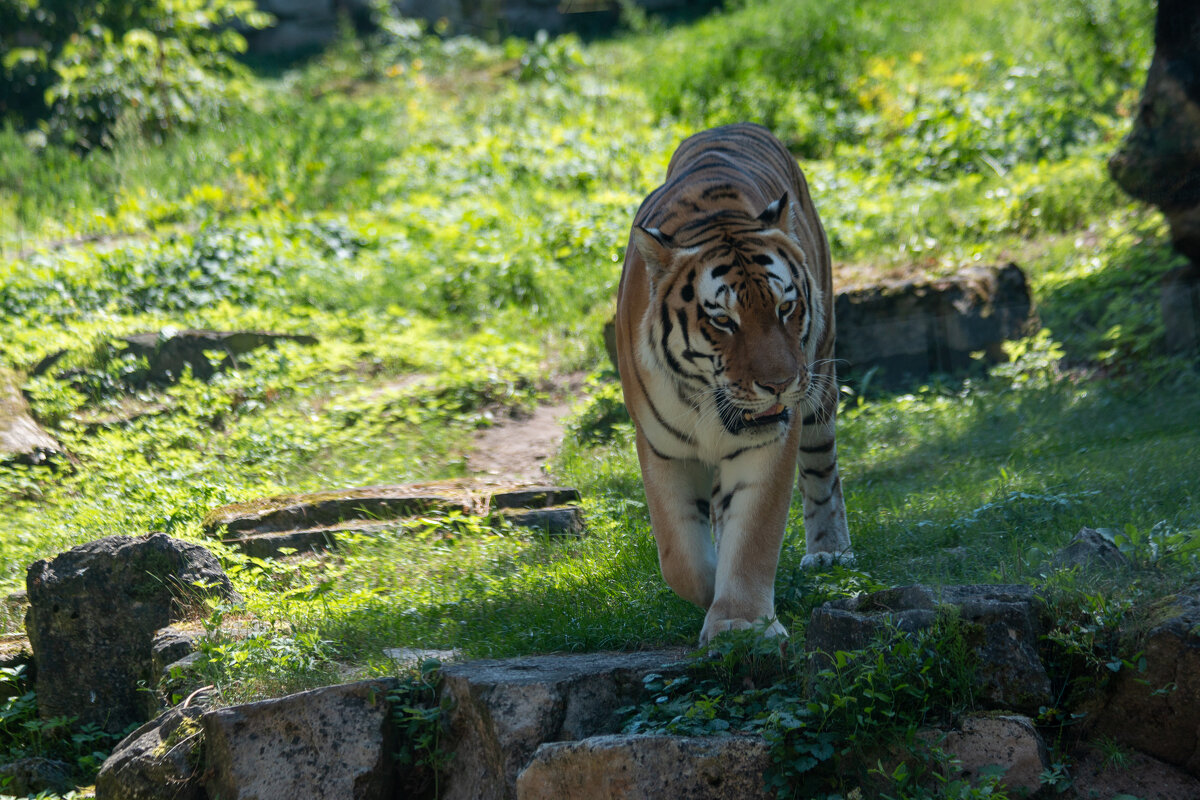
[615,123,852,645]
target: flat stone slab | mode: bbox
[516,734,772,800]
[0,367,65,466]
[206,481,586,555]
[118,329,318,385]
[441,650,688,800]
[203,678,398,800]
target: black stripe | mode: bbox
[800,440,834,454]
[801,464,835,479]
[631,357,694,446]
[696,499,711,517]
[720,440,774,460]
[807,492,834,508]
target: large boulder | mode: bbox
[1087,586,1200,775]
[25,533,239,732]
[516,734,772,800]
[1161,263,1200,354]
[95,702,207,800]
[440,650,687,800]
[202,678,398,800]
[0,367,65,466]
[834,264,1037,383]
[1109,0,1200,261]
[806,585,1052,715]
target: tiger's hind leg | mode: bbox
[797,378,852,568]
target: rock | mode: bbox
[206,481,587,556]
[1051,527,1129,571]
[834,264,1037,384]
[116,329,318,386]
[0,756,74,796]
[1109,0,1200,260]
[25,533,239,732]
[489,486,581,510]
[1087,586,1200,775]
[440,649,687,800]
[516,734,772,800]
[497,506,585,537]
[1067,741,1200,800]
[202,678,398,800]
[1161,262,1200,354]
[940,715,1050,795]
[0,367,66,466]
[204,485,468,538]
[151,626,198,676]
[806,584,1052,715]
[95,703,207,800]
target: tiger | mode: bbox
[615,122,852,645]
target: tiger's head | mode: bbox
[631,192,824,436]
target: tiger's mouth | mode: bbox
[740,403,789,427]
[719,396,790,434]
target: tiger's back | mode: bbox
[615,123,851,645]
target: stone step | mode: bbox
[207,482,586,557]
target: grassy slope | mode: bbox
[0,0,1196,715]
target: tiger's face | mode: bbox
[633,194,821,437]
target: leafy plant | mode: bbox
[622,615,982,799]
[390,660,451,798]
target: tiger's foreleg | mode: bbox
[635,431,717,610]
[699,440,795,645]
[796,378,852,567]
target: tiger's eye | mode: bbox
[778,301,795,317]
[712,314,732,327]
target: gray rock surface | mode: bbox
[117,329,318,386]
[440,649,687,800]
[1161,263,1200,354]
[0,756,74,796]
[95,703,206,800]
[206,482,586,556]
[941,715,1050,795]
[1051,527,1129,571]
[516,734,772,800]
[807,584,1052,714]
[25,533,238,732]
[1087,586,1200,775]
[834,264,1037,383]
[203,678,398,800]
[0,367,65,466]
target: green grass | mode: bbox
[0,0,1197,794]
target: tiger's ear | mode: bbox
[758,193,787,227]
[757,192,796,234]
[632,225,675,281]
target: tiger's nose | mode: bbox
[755,378,793,396]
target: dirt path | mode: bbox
[467,402,573,482]
[466,380,579,483]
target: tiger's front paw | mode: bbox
[800,549,855,570]
[698,615,788,647]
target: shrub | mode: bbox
[1,0,270,148]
